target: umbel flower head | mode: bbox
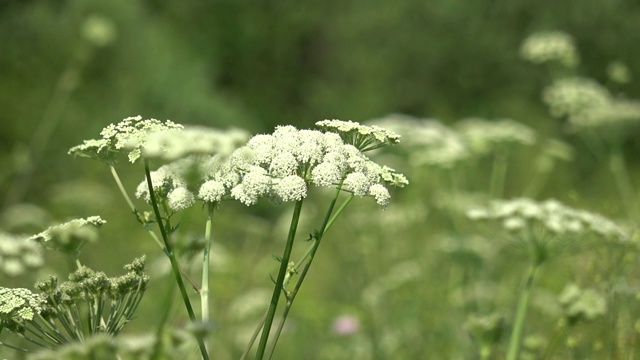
[543,77,611,121]
[0,231,44,277]
[367,114,471,168]
[222,123,407,207]
[136,121,406,208]
[467,198,627,262]
[558,283,607,325]
[138,125,250,161]
[543,77,640,140]
[0,287,45,323]
[455,118,536,155]
[520,31,579,68]
[316,119,401,152]
[69,115,183,164]
[135,161,196,211]
[28,216,106,255]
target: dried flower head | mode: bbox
[520,31,579,68]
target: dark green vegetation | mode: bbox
[2,1,640,358]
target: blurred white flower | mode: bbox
[455,118,536,154]
[520,31,579,67]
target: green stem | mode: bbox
[608,145,640,223]
[489,148,508,199]
[109,165,165,249]
[506,261,541,360]
[202,203,215,324]
[265,190,353,359]
[255,199,305,360]
[110,165,136,212]
[541,322,568,360]
[239,310,269,360]
[144,160,209,360]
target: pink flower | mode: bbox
[331,314,360,335]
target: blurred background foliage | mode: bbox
[2,0,640,359]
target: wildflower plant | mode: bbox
[0,257,148,352]
[467,198,627,360]
[65,115,406,360]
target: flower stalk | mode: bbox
[254,199,305,360]
[144,160,209,360]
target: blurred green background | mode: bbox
[2,0,640,359]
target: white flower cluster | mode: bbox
[224,125,406,207]
[571,100,640,131]
[543,77,640,136]
[0,231,43,277]
[28,216,107,255]
[0,287,45,322]
[558,283,607,323]
[368,114,536,168]
[543,77,611,120]
[520,31,579,67]
[316,119,401,151]
[135,122,406,209]
[140,126,250,161]
[455,118,536,154]
[467,198,627,240]
[69,115,183,163]
[135,160,198,211]
[369,115,471,168]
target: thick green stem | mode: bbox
[202,203,215,324]
[608,146,640,223]
[254,199,305,360]
[506,262,541,360]
[144,160,209,360]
